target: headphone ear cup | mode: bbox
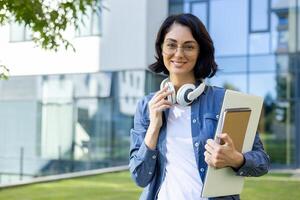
[176,84,196,106]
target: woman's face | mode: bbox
[162,23,199,79]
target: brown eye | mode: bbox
[166,43,177,48]
[183,45,195,51]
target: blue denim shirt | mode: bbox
[129,86,270,200]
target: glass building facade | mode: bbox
[0,71,163,184]
[170,0,300,167]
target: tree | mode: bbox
[0,64,9,80]
[0,0,101,50]
[222,82,240,91]
[0,0,103,79]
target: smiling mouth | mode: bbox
[171,61,187,66]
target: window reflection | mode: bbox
[249,73,276,98]
[210,0,248,56]
[10,22,26,42]
[169,2,183,15]
[76,2,102,37]
[208,73,247,93]
[216,56,247,73]
[249,33,271,54]
[250,0,270,32]
[259,98,295,165]
[191,2,208,28]
[249,55,276,72]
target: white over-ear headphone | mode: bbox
[160,78,206,106]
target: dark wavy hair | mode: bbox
[149,13,218,79]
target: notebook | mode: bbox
[218,108,251,152]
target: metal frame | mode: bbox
[189,0,210,30]
[296,0,300,168]
[169,0,210,29]
[249,0,271,33]
[295,55,300,167]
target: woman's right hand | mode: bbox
[144,86,173,150]
[148,86,173,131]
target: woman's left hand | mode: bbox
[204,133,244,169]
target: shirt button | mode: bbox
[194,142,199,147]
[148,171,152,175]
[200,168,205,172]
[216,115,219,119]
[192,119,197,123]
[152,155,157,159]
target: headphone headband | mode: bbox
[160,78,206,106]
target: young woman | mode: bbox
[129,13,270,200]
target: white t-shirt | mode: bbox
[157,104,207,200]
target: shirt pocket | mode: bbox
[203,113,219,138]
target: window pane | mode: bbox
[41,103,73,159]
[169,2,183,15]
[191,2,208,28]
[118,71,145,115]
[276,54,289,73]
[208,73,247,93]
[24,25,32,41]
[249,55,276,72]
[76,98,113,162]
[112,99,133,161]
[249,32,270,54]
[250,71,296,165]
[271,13,279,53]
[0,76,39,100]
[76,7,93,37]
[0,100,41,179]
[42,75,73,103]
[260,99,295,165]
[298,0,300,51]
[74,73,112,98]
[273,0,296,53]
[250,0,269,31]
[10,22,25,42]
[249,73,276,98]
[92,10,101,35]
[210,0,248,56]
[216,56,247,73]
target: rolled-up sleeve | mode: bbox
[233,132,270,177]
[129,97,159,187]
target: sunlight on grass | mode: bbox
[0,171,299,200]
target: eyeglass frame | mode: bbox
[161,40,199,56]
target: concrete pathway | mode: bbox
[270,168,300,178]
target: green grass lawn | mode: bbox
[0,171,299,200]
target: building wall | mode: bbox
[100,0,168,70]
[0,25,101,76]
[0,0,168,184]
[0,76,42,177]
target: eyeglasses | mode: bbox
[162,42,199,56]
